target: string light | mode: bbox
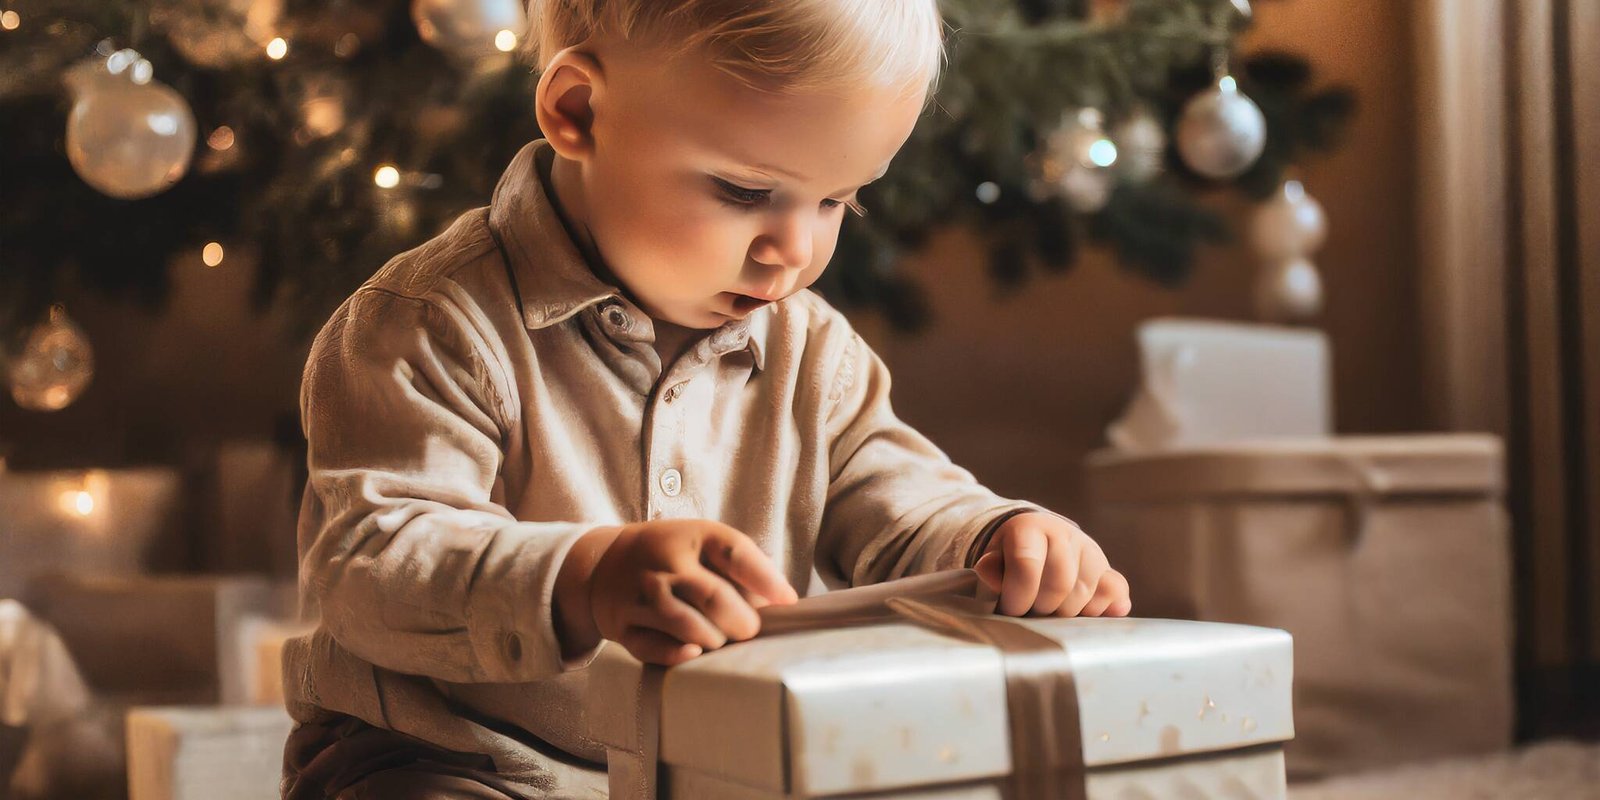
[202,242,225,267]
[266,37,288,60]
[1087,138,1119,168]
[373,165,400,189]
[1,10,20,30]
[207,125,235,151]
[494,29,517,52]
[55,471,108,519]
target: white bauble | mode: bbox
[1111,107,1167,184]
[1176,77,1266,179]
[65,67,197,199]
[412,0,526,61]
[1254,257,1324,323]
[7,307,95,412]
[1251,179,1327,261]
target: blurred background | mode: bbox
[2,1,1598,798]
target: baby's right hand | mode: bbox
[580,519,798,666]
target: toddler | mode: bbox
[281,1,1131,798]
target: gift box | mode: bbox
[27,574,297,705]
[125,705,293,800]
[589,571,1294,799]
[1086,434,1511,777]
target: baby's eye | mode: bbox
[713,178,770,208]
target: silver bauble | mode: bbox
[411,0,526,61]
[65,68,197,199]
[7,307,95,412]
[1250,179,1327,262]
[1254,257,1324,323]
[1176,77,1266,179]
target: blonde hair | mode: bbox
[525,0,945,96]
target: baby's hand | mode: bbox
[583,519,798,666]
[973,512,1131,618]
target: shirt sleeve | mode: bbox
[813,329,1043,588]
[297,287,602,685]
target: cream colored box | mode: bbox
[1087,434,1511,778]
[589,601,1294,799]
[125,705,293,800]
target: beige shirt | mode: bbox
[283,140,1039,797]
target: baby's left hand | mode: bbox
[974,512,1132,618]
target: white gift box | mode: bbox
[125,705,293,800]
[1087,434,1511,777]
[589,571,1294,799]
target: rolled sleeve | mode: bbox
[814,330,1041,588]
[298,288,601,684]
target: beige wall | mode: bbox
[858,0,1427,518]
[1,1,1424,529]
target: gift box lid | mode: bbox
[1087,434,1502,503]
[590,616,1293,797]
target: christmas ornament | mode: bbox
[1111,106,1166,185]
[1254,256,1323,323]
[1036,107,1119,213]
[1176,73,1266,179]
[1250,179,1327,262]
[64,50,197,199]
[7,306,94,412]
[411,0,527,62]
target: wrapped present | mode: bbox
[125,705,292,800]
[27,574,296,704]
[589,570,1294,799]
[1087,434,1511,777]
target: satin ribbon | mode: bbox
[637,569,1086,799]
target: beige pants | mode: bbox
[282,715,545,800]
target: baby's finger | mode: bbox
[1031,529,1080,616]
[1079,570,1130,617]
[618,626,702,666]
[998,526,1048,617]
[974,550,1005,592]
[628,573,728,651]
[674,566,762,642]
[1057,545,1110,617]
[702,524,799,607]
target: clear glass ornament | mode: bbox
[1254,256,1324,323]
[1111,106,1167,185]
[8,306,95,412]
[65,53,197,199]
[1176,74,1266,179]
[411,0,526,62]
[1251,179,1328,262]
[1037,108,1119,213]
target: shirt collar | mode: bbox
[487,140,766,372]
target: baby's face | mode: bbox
[579,45,928,329]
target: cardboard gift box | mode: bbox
[1086,434,1511,777]
[125,705,293,800]
[589,571,1294,799]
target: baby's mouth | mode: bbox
[729,293,773,315]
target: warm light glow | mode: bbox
[374,165,401,189]
[494,29,517,52]
[202,242,225,267]
[72,490,95,516]
[266,37,288,60]
[1,11,21,30]
[1087,138,1119,168]
[1219,75,1238,93]
[208,126,235,151]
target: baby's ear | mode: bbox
[535,47,603,158]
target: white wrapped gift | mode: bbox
[588,571,1294,799]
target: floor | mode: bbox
[1289,740,1600,800]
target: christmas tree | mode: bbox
[0,0,1352,407]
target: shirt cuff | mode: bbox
[465,521,603,682]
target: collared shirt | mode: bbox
[282,140,1038,797]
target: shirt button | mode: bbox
[663,383,684,403]
[659,468,682,497]
[602,305,629,328]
